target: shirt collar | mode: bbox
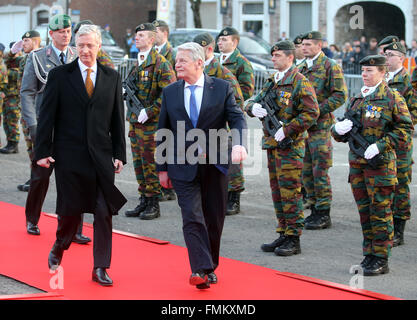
[78,59,97,74]
[138,48,152,64]
[274,66,292,83]
[306,51,322,68]
[185,72,205,88]
[204,55,215,67]
[51,43,68,60]
[220,51,233,63]
[361,80,382,97]
[387,67,403,81]
[155,42,166,53]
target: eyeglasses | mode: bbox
[384,53,402,58]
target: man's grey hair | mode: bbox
[177,42,205,64]
[75,24,102,45]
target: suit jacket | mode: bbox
[20,45,77,127]
[156,74,247,182]
[34,58,127,216]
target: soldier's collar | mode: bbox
[204,55,215,67]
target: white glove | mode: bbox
[138,109,149,124]
[334,119,353,135]
[251,103,267,118]
[11,40,23,54]
[274,127,285,142]
[364,143,379,160]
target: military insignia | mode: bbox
[297,38,302,44]
[273,46,278,52]
[46,64,51,68]
[393,38,397,42]
[153,21,159,27]
[140,24,145,30]
[201,40,207,46]
[393,44,398,50]
[223,30,228,36]
[308,33,313,39]
[25,32,30,38]
[369,59,375,65]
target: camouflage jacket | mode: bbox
[158,41,175,69]
[246,65,320,151]
[97,49,115,69]
[388,67,417,125]
[126,48,176,127]
[298,52,347,131]
[4,52,24,96]
[411,66,417,90]
[0,58,7,98]
[222,48,254,101]
[332,82,413,165]
[205,56,244,109]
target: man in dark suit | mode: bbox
[34,24,126,286]
[156,42,248,289]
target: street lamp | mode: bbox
[220,0,229,14]
[268,0,276,14]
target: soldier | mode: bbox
[152,20,175,68]
[192,32,244,109]
[16,31,41,192]
[383,42,417,246]
[0,42,24,154]
[217,26,254,215]
[377,35,399,55]
[293,34,305,66]
[124,23,176,220]
[246,41,319,256]
[20,14,88,243]
[0,43,7,149]
[332,55,413,275]
[298,31,348,230]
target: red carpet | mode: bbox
[0,201,398,300]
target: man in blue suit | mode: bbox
[156,42,247,289]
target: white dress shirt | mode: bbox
[78,59,97,86]
[184,73,205,118]
[155,42,166,54]
[274,66,291,83]
[306,51,322,69]
[220,51,233,64]
[137,48,151,66]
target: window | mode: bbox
[37,10,48,25]
[289,1,312,40]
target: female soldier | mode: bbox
[331,55,413,276]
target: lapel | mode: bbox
[176,80,193,128]
[90,61,108,104]
[196,74,214,128]
[67,58,90,104]
[45,45,61,67]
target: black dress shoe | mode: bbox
[190,272,210,289]
[92,268,113,286]
[72,233,91,244]
[27,222,40,235]
[160,187,176,201]
[208,272,217,284]
[48,244,64,270]
[363,257,389,276]
[360,255,374,269]
[125,196,147,217]
[17,179,31,192]
[274,235,301,256]
[260,233,286,252]
[305,209,331,230]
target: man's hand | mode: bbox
[274,126,285,142]
[158,171,172,189]
[114,159,124,173]
[11,40,23,54]
[138,109,149,124]
[231,145,248,164]
[251,103,267,118]
[37,157,55,168]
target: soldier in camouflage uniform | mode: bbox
[0,44,24,154]
[124,23,176,220]
[217,27,254,215]
[152,20,175,68]
[246,41,319,256]
[383,42,417,246]
[0,44,7,148]
[298,31,348,230]
[377,35,399,55]
[332,55,413,276]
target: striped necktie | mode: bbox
[85,68,94,98]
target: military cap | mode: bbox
[135,22,156,33]
[193,32,215,47]
[152,20,169,28]
[270,40,295,55]
[22,30,41,39]
[49,14,72,31]
[73,20,93,34]
[383,41,406,55]
[293,34,303,45]
[0,43,5,52]
[378,35,399,47]
[301,31,323,40]
[218,26,239,37]
[359,55,386,66]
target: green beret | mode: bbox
[193,32,215,47]
[73,20,93,34]
[22,30,41,39]
[270,40,295,55]
[135,23,156,33]
[301,31,323,41]
[383,42,406,55]
[49,14,72,31]
[359,55,386,66]
[293,34,303,45]
[218,26,239,37]
[378,35,399,47]
[152,20,169,28]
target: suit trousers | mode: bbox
[53,186,113,268]
[171,164,228,274]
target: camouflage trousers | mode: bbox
[2,96,20,143]
[393,148,413,221]
[302,129,333,211]
[228,163,245,192]
[267,148,304,236]
[349,161,396,259]
[129,122,161,198]
[0,98,2,147]
[20,117,34,160]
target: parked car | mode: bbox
[168,28,274,70]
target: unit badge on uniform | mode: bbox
[365,105,382,118]
[278,91,291,105]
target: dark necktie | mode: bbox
[59,52,65,65]
[188,85,199,127]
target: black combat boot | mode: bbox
[140,197,160,220]
[226,191,240,215]
[261,232,286,252]
[160,187,176,201]
[393,218,406,247]
[363,257,389,276]
[305,209,331,230]
[0,141,19,154]
[274,235,301,256]
[304,207,316,224]
[125,196,148,217]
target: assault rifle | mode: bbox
[122,69,145,118]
